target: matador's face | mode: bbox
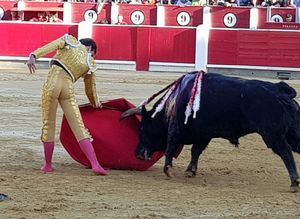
[86,46,96,57]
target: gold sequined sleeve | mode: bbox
[84,73,99,108]
[32,37,66,59]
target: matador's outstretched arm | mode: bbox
[27,36,66,74]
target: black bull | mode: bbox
[133,72,300,192]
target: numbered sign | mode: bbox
[84,10,98,23]
[177,12,191,26]
[130,11,145,25]
[223,13,237,28]
[0,7,4,20]
[271,14,283,23]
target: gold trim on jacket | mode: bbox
[32,34,97,83]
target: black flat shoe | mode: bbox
[0,193,9,202]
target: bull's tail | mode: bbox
[286,126,300,153]
[284,96,300,153]
[275,82,300,153]
[275,82,297,99]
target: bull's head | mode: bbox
[135,106,167,160]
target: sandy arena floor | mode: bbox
[0,67,300,219]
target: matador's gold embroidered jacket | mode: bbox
[32,34,99,107]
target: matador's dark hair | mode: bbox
[79,38,97,55]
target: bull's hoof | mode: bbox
[185,165,197,178]
[136,154,145,160]
[290,179,299,193]
[290,185,299,193]
[163,165,173,178]
[185,170,196,178]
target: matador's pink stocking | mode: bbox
[79,139,108,175]
[41,142,54,173]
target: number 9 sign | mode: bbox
[0,7,4,20]
[177,12,191,26]
[84,10,98,23]
[223,13,237,28]
[271,14,283,23]
[130,11,145,25]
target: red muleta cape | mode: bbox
[60,98,164,171]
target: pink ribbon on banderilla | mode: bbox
[138,71,204,125]
[184,71,203,124]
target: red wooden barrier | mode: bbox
[0,23,77,57]
[149,27,195,63]
[257,7,268,29]
[261,22,300,30]
[208,29,300,68]
[136,27,150,71]
[1,1,299,31]
[92,25,195,68]
[0,22,195,71]
[92,25,136,61]
[1,22,300,72]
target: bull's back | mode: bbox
[177,73,251,140]
[178,73,297,141]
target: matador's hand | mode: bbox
[27,54,37,74]
[92,101,101,109]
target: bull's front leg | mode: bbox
[164,121,181,178]
[164,143,180,178]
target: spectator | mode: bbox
[97,1,105,14]
[149,0,158,4]
[217,0,226,5]
[130,0,143,3]
[176,0,192,6]
[261,0,281,6]
[268,0,282,6]
[192,0,207,5]
[286,14,293,22]
[48,12,63,23]
[282,0,295,7]
[260,0,268,5]
[225,0,238,6]
[116,15,127,25]
[29,12,47,22]
[238,0,251,6]
[100,18,109,24]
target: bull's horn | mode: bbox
[120,107,141,120]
